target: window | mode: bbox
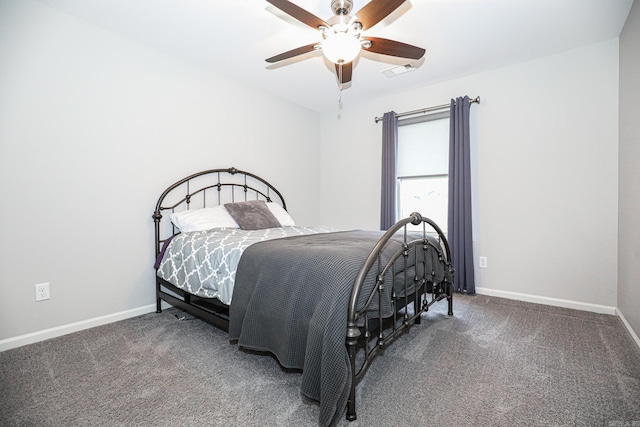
[397,112,449,232]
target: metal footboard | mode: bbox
[345,212,455,421]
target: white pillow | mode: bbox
[266,202,296,227]
[170,206,239,232]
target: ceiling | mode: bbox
[35,0,634,113]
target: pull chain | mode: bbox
[338,62,343,106]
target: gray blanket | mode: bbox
[228,230,448,427]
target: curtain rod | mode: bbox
[374,96,480,123]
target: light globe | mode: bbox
[322,32,360,64]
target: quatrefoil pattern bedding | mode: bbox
[156,226,335,305]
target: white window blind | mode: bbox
[397,112,450,231]
[397,114,449,177]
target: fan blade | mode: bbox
[363,37,425,59]
[354,0,406,30]
[266,0,329,29]
[335,62,353,84]
[266,43,319,63]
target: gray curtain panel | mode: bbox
[448,96,476,293]
[380,111,398,230]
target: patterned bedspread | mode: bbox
[156,226,335,304]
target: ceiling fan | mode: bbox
[265,0,425,88]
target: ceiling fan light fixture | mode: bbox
[265,0,425,92]
[322,32,361,64]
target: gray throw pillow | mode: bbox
[224,200,282,230]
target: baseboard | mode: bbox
[616,308,640,349]
[0,302,170,353]
[3,293,636,353]
[475,287,617,315]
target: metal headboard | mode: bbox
[152,167,286,258]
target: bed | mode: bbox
[153,167,454,426]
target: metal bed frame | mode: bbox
[152,167,454,422]
[153,167,286,331]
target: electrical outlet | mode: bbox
[479,256,488,269]
[35,283,50,301]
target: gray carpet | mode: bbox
[1,294,639,426]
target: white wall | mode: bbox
[320,40,619,310]
[0,0,321,342]
[0,0,628,348]
[618,0,640,340]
